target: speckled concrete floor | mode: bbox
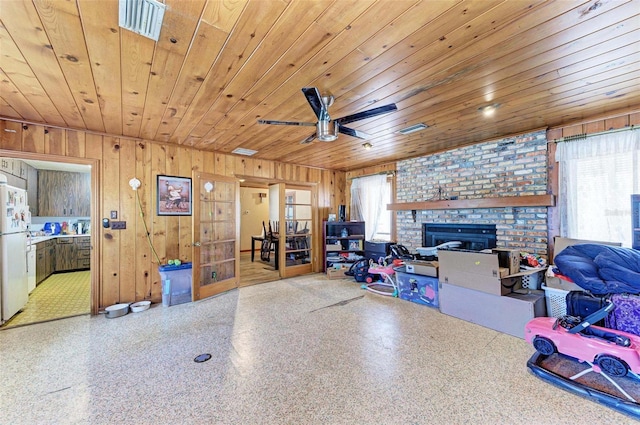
[0,275,635,424]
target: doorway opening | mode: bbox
[0,151,97,329]
[238,178,317,286]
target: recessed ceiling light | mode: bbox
[398,123,428,135]
[479,103,500,117]
[232,147,258,156]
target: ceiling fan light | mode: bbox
[398,123,428,135]
[317,120,338,142]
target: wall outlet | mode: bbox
[111,221,126,230]
[110,210,118,219]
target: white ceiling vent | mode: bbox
[119,0,166,42]
[398,123,428,135]
[232,148,258,156]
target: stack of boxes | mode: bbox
[437,248,546,338]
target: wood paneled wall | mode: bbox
[0,119,345,311]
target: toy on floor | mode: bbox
[361,259,399,297]
[525,302,640,378]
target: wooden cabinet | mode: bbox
[75,237,90,270]
[36,242,46,284]
[35,239,56,284]
[37,170,90,217]
[46,239,55,277]
[323,221,365,271]
[55,237,77,271]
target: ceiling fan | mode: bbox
[257,87,397,144]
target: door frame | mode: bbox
[0,149,100,315]
[235,175,320,278]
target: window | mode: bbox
[350,173,392,240]
[556,129,640,247]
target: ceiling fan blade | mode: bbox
[300,132,317,145]
[338,125,372,140]
[301,87,327,120]
[257,119,316,127]
[335,103,397,125]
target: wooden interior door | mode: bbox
[192,172,239,300]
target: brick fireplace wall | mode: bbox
[395,130,549,257]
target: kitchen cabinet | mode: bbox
[55,237,89,272]
[46,239,55,277]
[75,237,90,270]
[35,239,55,284]
[37,170,90,217]
[36,243,46,284]
[55,237,77,272]
[0,157,14,175]
[26,164,38,216]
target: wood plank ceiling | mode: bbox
[1,0,639,171]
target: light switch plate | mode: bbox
[111,221,126,230]
[111,210,118,219]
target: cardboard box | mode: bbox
[404,260,438,277]
[438,249,541,296]
[491,248,520,275]
[439,282,546,339]
[326,264,350,279]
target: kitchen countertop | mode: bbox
[29,234,91,245]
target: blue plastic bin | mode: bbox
[158,262,192,306]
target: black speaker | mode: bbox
[338,205,346,222]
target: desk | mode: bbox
[251,235,279,270]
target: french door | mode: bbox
[192,172,239,300]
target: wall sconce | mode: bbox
[258,192,267,203]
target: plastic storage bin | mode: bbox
[395,267,439,308]
[541,283,568,318]
[158,262,192,306]
[521,269,544,290]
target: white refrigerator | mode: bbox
[0,174,30,325]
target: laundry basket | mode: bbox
[541,283,568,318]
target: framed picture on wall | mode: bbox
[157,175,192,216]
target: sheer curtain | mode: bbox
[350,173,391,240]
[556,128,640,247]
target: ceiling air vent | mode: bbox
[398,123,428,135]
[119,0,166,42]
[232,148,258,156]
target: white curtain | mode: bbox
[350,174,390,240]
[556,128,640,247]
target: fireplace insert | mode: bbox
[422,223,497,252]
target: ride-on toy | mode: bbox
[525,301,640,377]
[525,301,640,419]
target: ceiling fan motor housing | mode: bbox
[317,120,338,142]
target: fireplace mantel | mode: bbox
[387,194,555,211]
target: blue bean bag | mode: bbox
[554,244,640,295]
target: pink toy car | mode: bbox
[525,312,640,377]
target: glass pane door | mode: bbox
[193,172,239,300]
[282,186,314,277]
